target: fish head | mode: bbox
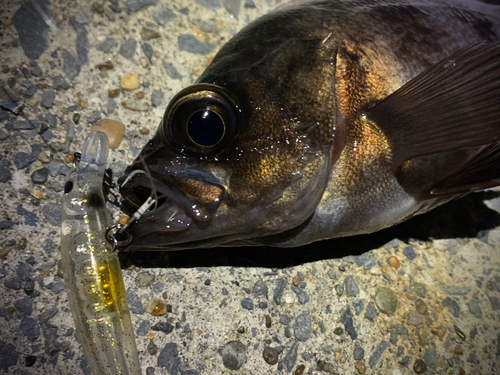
[120,13,346,250]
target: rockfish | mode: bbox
[120,0,500,250]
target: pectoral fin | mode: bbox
[368,42,500,166]
[367,42,500,196]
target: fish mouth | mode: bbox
[119,169,226,237]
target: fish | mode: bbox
[119,0,500,251]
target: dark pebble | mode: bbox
[293,311,312,342]
[42,203,61,226]
[442,296,460,318]
[244,0,256,8]
[98,38,115,53]
[120,38,137,61]
[108,99,117,114]
[364,302,378,321]
[153,8,174,26]
[147,340,158,355]
[345,275,359,297]
[39,306,58,324]
[14,297,33,316]
[1,276,18,290]
[399,356,411,367]
[204,279,211,286]
[125,0,159,12]
[281,341,299,372]
[24,85,37,97]
[353,298,365,315]
[259,301,268,309]
[21,317,40,341]
[151,322,173,334]
[0,159,12,183]
[24,278,35,296]
[403,246,417,260]
[280,314,291,325]
[423,348,437,367]
[241,298,254,310]
[62,50,81,79]
[151,89,164,107]
[0,341,20,369]
[13,120,38,130]
[31,168,50,184]
[26,355,37,367]
[291,285,309,304]
[220,340,246,370]
[178,34,215,55]
[136,320,151,336]
[390,331,398,345]
[41,90,55,108]
[487,294,500,310]
[142,43,154,62]
[162,60,183,80]
[126,289,144,314]
[353,345,364,360]
[12,0,50,60]
[341,306,357,340]
[45,113,58,128]
[467,299,483,318]
[17,206,39,226]
[467,351,479,364]
[413,359,427,374]
[368,340,388,369]
[157,342,179,371]
[88,111,101,123]
[273,278,287,305]
[263,346,279,365]
[31,65,43,76]
[454,324,466,341]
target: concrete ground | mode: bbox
[1,0,500,374]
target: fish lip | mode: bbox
[119,172,197,228]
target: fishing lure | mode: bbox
[60,131,141,375]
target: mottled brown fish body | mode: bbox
[120,0,500,250]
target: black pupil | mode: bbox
[187,110,224,147]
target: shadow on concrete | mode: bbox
[119,191,500,269]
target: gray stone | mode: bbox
[13,120,38,130]
[487,294,500,310]
[14,297,33,316]
[399,356,411,367]
[70,18,90,65]
[51,281,65,293]
[135,271,155,287]
[244,0,256,8]
[345,276,359,297]
[153,8,174,26]
[125,0,159,12]
[41,130,55,142]
[120,38,137,62]
[291,285,309,304]
[353,298,365,315]
[364,302,378,321]
[39,307,59,324]
[107,99,117,114]
[12,0,51,60]
[31,168,50,184]
[88,111,101,123]
[220,341,246,370]
[41,90,55,109]
[281,341,299,372]
[241,298,253,310]
[142,43,154,62]
[467,351,479,364]
[0,110,11,121]
[0,220,16,229]
[403,245,417,259]
[21,317,40,341]
[178,35,215,55]
[374,287,398,314]
[162,61,183,80]
[24,84,38,97]
[42,203,61,226]
[31,65,43,76]
[0,130,9,141]
[17,206,38,226]
[151,322,174,334]
[0,159,11,183]
[273,278,287,305]
[0,341,19,369]
[45,113,58,128]
[293,311,312,342]
[19,130,37,141]
[395,324,408,335]
[468,299,483,318]
[62,50,81,79]
[75,5,92,24]
[4,276,21,290]
[442,286,472,295]
[279,315,291,325]
[195,0,221,11]
[41,322,58,350]
[327,268,341,280]
[424,349,437,367]
[141,27,161,41]
[223,0,241,18]
[14,151,35,169]
[407,310,422,326]
[368,340,388,369]
[353,345,364,360]
[137,320,151,336]
[126,289,144,314]
[252,279,268,297]
[341,306,357,340]
[151,89,164,107]
[98,38,115,53]
[442,296,460,318]
[16,262,30,281]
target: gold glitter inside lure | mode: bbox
[61,131,141,375]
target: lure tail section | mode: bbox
[61,131,141,375]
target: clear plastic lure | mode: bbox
[61,131,141,375]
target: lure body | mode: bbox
[61,132,140,375]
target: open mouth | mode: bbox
[119,171,193,232]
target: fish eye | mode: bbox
[162,84,239,154]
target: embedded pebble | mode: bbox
[120,38,137,62]
[388,256,400,268]
[374,287,398,315]
[121,73,141,91]
[353,345,365,360]
[62,50,81,79]
[31,168,50,184]
[157,342,179,371]
[91,119,125,148]
[368,340,388,369]
[147,299,167,316]
[293,311,312,342]
[0,159,12,183]
[12,0,50,60]
[263,346,278,365]
[153,8,174,26]
[220,341,247,370]
[125,0,159,12]
[341,306,357,340]
[442,296,460,318]
[468,299,483,318]
[353,298,365,315]
[413,359,427,374]
[364,302,378,321]
[126,289,144,314]
[151,322,174,334]
[407,310,422,326]
[162,61,183,80]
[345,276,359,297]
[403,246,417,260]
[281,341,299,372]
[291,285,309,304]
[42,203,61,226]
[273,278,287,305]
[98,38,115,53]
[252,279,268,296]
[415,299,427,315]
[241,298,254,310]
[355,359,366,374]
[141,27,161,41]
[14,298,33,316]
[178,34,216,54]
